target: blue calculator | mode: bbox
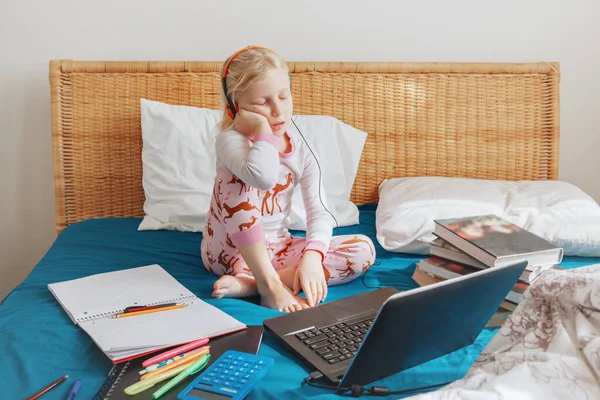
[177,350,274,400]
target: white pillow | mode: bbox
[376,177,600,257]
[287,115,367,230]
[138,99,220,232]
[138,99,366,232]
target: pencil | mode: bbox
[26,375,68,400]
[114,304,185,318]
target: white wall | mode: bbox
[1,0,599,300]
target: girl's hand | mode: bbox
[293,251,327,307]
[233,108,272,139]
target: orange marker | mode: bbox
[113,304,185,318]
[141,346,210,381]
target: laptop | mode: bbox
[263,260,527,389]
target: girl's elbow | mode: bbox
[246,165,279,190]
[256,173,279,190]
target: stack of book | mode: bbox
[412,214,564,326]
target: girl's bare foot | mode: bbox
[213,267,296,299]
[212,274,258,298]
[259,280,310,313]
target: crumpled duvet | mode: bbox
[409,264,600,400]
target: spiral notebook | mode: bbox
[92,326,264,400]
[48,264,246,363]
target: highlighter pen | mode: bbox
[142,337,209,368]
[124,354,210,396]
[140,346,206,375]
[152,353,211,399]
[141,346,209,381]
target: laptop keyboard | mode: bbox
[295,318,374,365]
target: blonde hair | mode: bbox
[220,47,289,131]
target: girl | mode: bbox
[201,46,375,313]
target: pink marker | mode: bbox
[142,338,209,368]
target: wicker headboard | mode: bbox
[49,61,559,233]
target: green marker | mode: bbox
[124,364,192,395]
[152,353,211,399]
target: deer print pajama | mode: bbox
[201,129,375,286]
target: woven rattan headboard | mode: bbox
[49,60,559,233]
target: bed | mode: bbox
[2,60,599,399]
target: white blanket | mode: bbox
[409,264,600,400]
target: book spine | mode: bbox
[92,361,130,400]
[75,294,198,323]
[433,223,497,266]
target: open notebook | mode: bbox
[48,265,246,363]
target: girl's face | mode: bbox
[236,69,293,136]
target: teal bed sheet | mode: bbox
[2,205,599,399]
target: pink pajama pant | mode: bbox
[201,167,376,286]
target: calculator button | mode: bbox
[224,381,231,386]
[240,379,247,384]
[217,374,226,380]
[199,376,212,384]
[232,383,244,389]
[250,369,256,374]
[220,387,238,394]
[213,379,221,385]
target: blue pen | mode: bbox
[65,379,81,400]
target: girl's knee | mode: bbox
[337,234,376,262]
[360,235,376,260]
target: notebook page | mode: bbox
[107,345,165,360]
[48,265,195,324]
[79,300,246,353]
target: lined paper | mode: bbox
[48,265,196,323]
[47,265,245,361]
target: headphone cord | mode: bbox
[303,371,451,397]
[292,119,443,397]
[291,118,339,236]
[292,118,387,291]
[291,117,386,290]
[361,262,381,289]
